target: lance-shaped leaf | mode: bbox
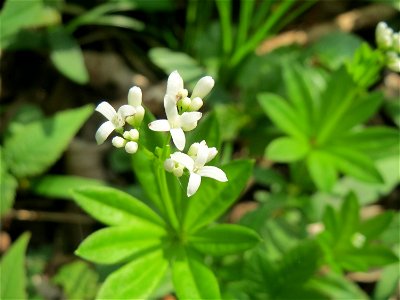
[183,160,252,233]
[72,186,165,227]
[258,93,307,140]
[97,249,168,299]
[76,224,167,264]
[189,224,261,256]
[0,232,30,300]
[307,150,337,192]
[3,105,93,178]
[172,247,220,299]
[266,136,309,162]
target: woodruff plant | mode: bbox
[72,71,260,299]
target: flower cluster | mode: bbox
[95,86,145,154]
[95,71,227,197]
[375,22,400,72]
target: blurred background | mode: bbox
[1,0,399,299]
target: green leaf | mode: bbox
[72,186,165,227]
[0,148,17,216]
[266,137,309,162]
[149,48,205,84]
[183,160,253,233]
[334,126,399,159]
[84,15,144,31]
[97,249,168,299]
[3,105,93,178]
[52,261,99,300]
[373,263,400,300]
[307,150,337,192]
[76,224,166,264]
[360,211,395,240]
[330,92,383,136]
[258,93,306,140]
[189,224,260,256]
[337,193,359,247]
[0,232,30,300]
[172,248,220,299]
[327,146,383,183]
[31,175,104,200]
[48,26,89,84]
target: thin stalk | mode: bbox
[229,0,296,68]
[216,0,233,56]
[236,0,255,47]
[252,0,274,30]
[273,0,317,33]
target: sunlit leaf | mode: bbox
[266,137,309,162]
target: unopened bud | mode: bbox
[189,97,203,111]
[123,129,139,141]
[128,86,142,106]
[164,159,175,172]
[125,141,138,154]
[112,136,126,148]
[191,76,214,99]
[376,22,393,49]
[173,165,184,177]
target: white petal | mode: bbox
[170,128,186,151]
[206,147,218,163]
[191,76,214,99]
[164,95,179,122]
[95,121,115,144]
[167,70,184,97]
[148,120,170,131]
[197,166,228,182]
[117,105,136,118]
[187,173,202,197]
[96,101,117,121]
[195,140,209,167]
[128,86,142,106]
[170,152,194,171]
[180,112,202,127]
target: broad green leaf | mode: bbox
[97,249,168,299]
[330,92,383,136]
[307,150,337,192]
[3,105,93,178]
[172,248,220,299]
[266,137,309,162]
[0,232,30,300]
[189,224,261,256]
[340,245,398,271]
[315,68,356,144]
[183,160,253,233]
[258,93,306,140]
[327,146,383,183]
[48,26,89,84]
[308,271,368,300]
[373,263,400,300]
[149,48,205,85]
[337,193,359,248]
[0,148,17,216]
[334,126,399,159]
[360,211,395,240]
[186,112,221,150]
[72,186,165,227]
[283,63,315,134]
[76,224,166,264]
[31,175,104,200]
[52,261,99,300]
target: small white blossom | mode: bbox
[169,140,227,197]
[386,51,400,72]
[164,158,184,177]
[148,71,203,150]
[95,101,136,145]
[376,22,394,50]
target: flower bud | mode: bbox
[128,86,142,106]
[386,51,400,72]
[191,76,214,99]
[123,129,139,141]
[189,97,203,111]
[376,22,393,50]
[164,159,175,172]
[125,141,138,154]
[112,136,126,148]
[173,165,184,177]
[188,142,200,157]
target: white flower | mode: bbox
[376,22,393,50]
[169,140,227,197]
[148,71,203,150]
[95,101,136,144]
[127,86,145,126]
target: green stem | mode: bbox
[216,0,233,57]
